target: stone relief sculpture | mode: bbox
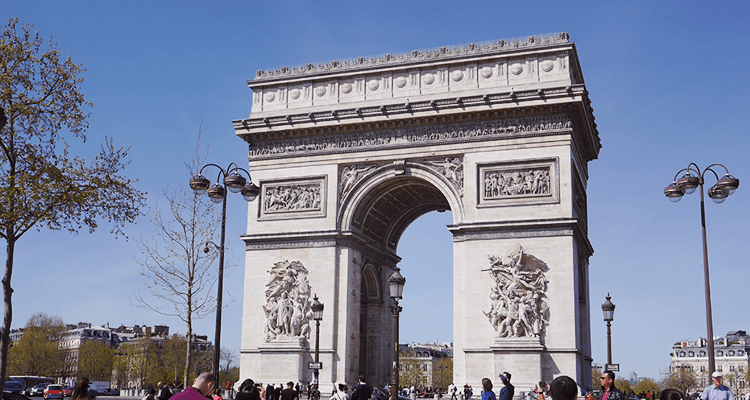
[484,168,550,198]
[263,183,322,213]
[249,115,572,158]
[263,260,313,342]
[426,157,464,197]
[340,164,376,197]
[483,244,549,338]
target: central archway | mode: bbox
[340,163,459,385]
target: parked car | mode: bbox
[3,382,24,394]
[98,389,120,397]
[61,387,71,398]
[29,385,49,397]
[42,385,62,400]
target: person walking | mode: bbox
[497,373,513,400]
[700,372,736,400]
[599,370,623,400]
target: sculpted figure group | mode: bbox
[485,168,550,198]
[484,244,550,338]
[263,260,313,342]
[263,184,321,213]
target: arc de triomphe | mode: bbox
[234,33,600,392]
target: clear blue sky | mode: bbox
[3,0,750,382]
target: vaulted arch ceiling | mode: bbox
[351,176,450,251]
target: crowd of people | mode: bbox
[154,368,737,400]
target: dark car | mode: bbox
[61,387,72,398]
[3,382,24,394]
[98,389,120,397]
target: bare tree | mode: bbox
[0,19,145,391]
[219,347,238,390]
[134,135,221,388]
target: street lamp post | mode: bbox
[190,163,260,387]
[601,294,615,366]
[664,163,740,375]
[389,271,406,400]
[311,295,324,397]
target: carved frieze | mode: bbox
[263,260,313,343]
[485,168,550,198]
[260,176,327,220]
[477,158,559,208]
[249,115,572,159]
[484,244,549,339]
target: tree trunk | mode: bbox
[1,234,16,390]
[184,314,192,389]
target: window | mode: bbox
[729,351,735,356]
[689,351,695,357]
[700,351,707,357]
[718,351,724,356]
[701,366,706,372]
[739,350,745,356]
[680,351,686,357]
[718,366,723,372]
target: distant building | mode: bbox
[10,321,212,386]
[670,330,749,400]
[399,342,452,390]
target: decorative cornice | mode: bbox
[234,86,584,133]
[449,218,579,242]
[252,33,570,82]
[241,230,339,250]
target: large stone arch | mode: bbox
[338,161,464,248]
[236,33,599,393]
